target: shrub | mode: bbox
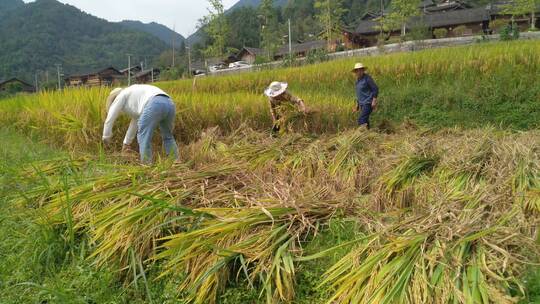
[490,19,509,33]
[306,49,329,64]
[254,55,271,65]
[453,25,469,37]
[406,20,432,41]
[433,28,448,39]
[500,24,520,41]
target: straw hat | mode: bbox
[264,82,288,98]
[106,88,123,111]
[352,63,367,71]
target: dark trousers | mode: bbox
[358,103,373,129]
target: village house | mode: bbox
[343,0,538,49]
[488,2,540,32]
[233,40,327,64]
[135,68,160,84]
[65,67,123,87]
[120,65,142,78]
[0,78,35,93]
[273,40,327,60]
[237,47,265,64]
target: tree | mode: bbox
[282,0,320,43]
[226,7,261,49]
[501,0,538,30]
[383,0,421,37]
[314,0,347,49]
[259,0,282,59]
[199,0,230,59]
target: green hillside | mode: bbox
[0,0,168,82]
[119,20,185,47]
[0,0,23,12]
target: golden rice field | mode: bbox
[1,40,539,303]
[0,40,538,148]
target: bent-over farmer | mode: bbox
[352,63,379,129]
[264,81,306,133]
[103,84,179,163]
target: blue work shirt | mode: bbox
[356,74,379,105]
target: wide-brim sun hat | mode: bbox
[352,63,367,72]
[264,81,288,98]
[106,87,124,111]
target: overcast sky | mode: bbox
[22,0,239,37]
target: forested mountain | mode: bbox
[228,0,288,10]
[186,0,288,45]
[0,0,23,13]
[119,20,185,47]
[0,0,169,82]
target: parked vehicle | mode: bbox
[192,69,206,76]
[209,63,227,73]
[228,61,251,69]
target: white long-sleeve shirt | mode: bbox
[102,84,169,145]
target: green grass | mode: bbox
[0,129,149,303]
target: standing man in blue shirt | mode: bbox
[352,63,379,129]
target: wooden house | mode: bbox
[488,2,540,32]
[422,7,490,37]
[120,65,142,77]
[0,78,35,93]
[344,1,489,48]
[65,67,123,87]
[274,40,327,60]
[237,47,265,64]
[135,68,160,84]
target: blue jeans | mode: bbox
[137,95,179,163]
[358,103,373,129]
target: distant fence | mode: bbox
[207,32,540,77]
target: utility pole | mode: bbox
[55,64,61,90]
[186,46,192,78]
[288,19,292,57]
[34,71,39,93]
[379,0,384,38]
[127,54,132,86]
[151,68,154,83]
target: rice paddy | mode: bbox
[1,40,539,303]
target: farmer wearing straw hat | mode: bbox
[264,81,307,133]
[352,63,379,129]
[103,84,179,164]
